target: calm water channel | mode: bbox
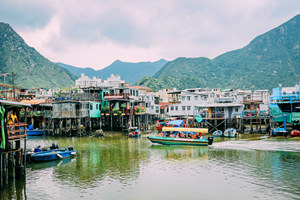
[1,133,300,200]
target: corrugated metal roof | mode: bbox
[20,99,46,105]
[0,100,31,107]
[197,103,242,107]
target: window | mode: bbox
[90,103,93,110]
[151,106,154,110]
[182,106,186,110]
[182,96,185,101]
[175,106,178,111]
[171,106,174,111]
[194,96,198,100]
[130,90,132,95]
[187,96,191,101]
[156,106,159,110]
[187,106,191,110]
[235,108,239,112]
[133,90,136,96]
[96,104,98,110]
[136,90,139,96]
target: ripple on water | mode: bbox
[4,135,300,200]
[212,138,300,153]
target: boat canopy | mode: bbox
[166,120,183,126]
[162,127,208,133]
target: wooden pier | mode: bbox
[0,100,29,189]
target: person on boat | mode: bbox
[134,129,140,136]
[187,133,192,138]
[50,143,59,150]
[7,111,19,125]
[169,133,174,138]
[196,132,203,139]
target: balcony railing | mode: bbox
[104,93,130,99]
[197,112,225,119]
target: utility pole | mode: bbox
[12,72,15,100]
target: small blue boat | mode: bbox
[25,124,45,136]
[213,130,223,137]
[27,129,45,136]
[30,148,77,162]
[128,127,141,137]
[223,128,237,138]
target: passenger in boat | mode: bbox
[50,143,59,150]
[187,133,192,138]
[165,131,170,137]
[196,132,203,139]
[169,133,174,138]
[158,132,163,137]
[7,111,19,125]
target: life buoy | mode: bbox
[156,121,161,127]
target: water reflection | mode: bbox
[150,145,208,160]
[1,134,300,200]
[50,136,151,189]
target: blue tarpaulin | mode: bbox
[166,120,183,126]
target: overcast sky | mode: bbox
[1,0,299,69]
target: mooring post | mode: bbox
[59,119,62,136]
[110,114,112,131]
[0,151,3,188]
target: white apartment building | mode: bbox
[76,74,102,88]
[168,88,219,117]
[103,74,125,87]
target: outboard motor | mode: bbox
[208,136,214,145]
[68,145,74,151]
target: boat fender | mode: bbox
[156,121,160,127]
[208,136,214,145]
[71,152,76,155]
[57,154,63,159]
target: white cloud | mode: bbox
[7,0,300,68]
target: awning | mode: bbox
[197,103,242,108]
[162,127,208,133]
[167,120,183,126]
[0,100,31,107]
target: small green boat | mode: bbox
[147,136,213,146]
[147,127,213,146]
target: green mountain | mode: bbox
[57,62,97,79]
[136,15,300,91]
[0,22,77,89]
[58,59,168,84]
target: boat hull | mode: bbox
[223,128,236,138]
[27,130,45,136]
[30,149,77,162]
[213,130,223,137]
[147,136,209,146]
[291,130,300,137]
[129,134,140,138]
